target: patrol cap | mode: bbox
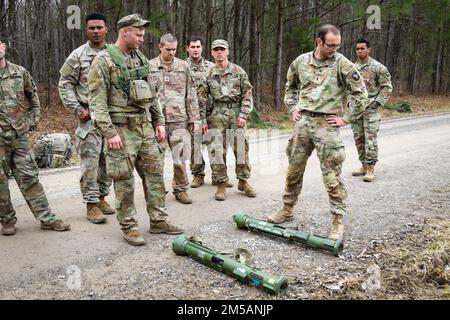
[211,39,229,49]
[117,14,150,29]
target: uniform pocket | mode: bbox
[75,126,89,140]
[106,152,133,180]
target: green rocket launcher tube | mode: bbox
[233,213,344,256]
[172,235,289,295]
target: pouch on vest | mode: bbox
[130,79,153,107]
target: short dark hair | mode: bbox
[356,37,370,48]
[317,24,340,41]
[86,13,107,25]
[186,35,204,47]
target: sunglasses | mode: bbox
[323,41,341,49]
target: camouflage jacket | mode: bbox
[285,51,368,123]
[355,57,392,108]
[58,42,104,138]
[185,57,215,88]
[88,47,164,140]
[148,56,200,124]
[0,61,40,135]
[197,62,253,123]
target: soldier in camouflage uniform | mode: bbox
[0,40,70,236]
[88,15,183,246]
[149,33,201,204]
[59,13,114,224]
[185,36,233,189]
[266,25,368,241]
[197,39,257,201]
[351,37,392,182]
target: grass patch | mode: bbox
[383,101,412,113]
[321,217,450,300]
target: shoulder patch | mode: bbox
[351,72,360,81]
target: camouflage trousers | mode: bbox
[206,109,250,184]
[351,106,381,165]
[0,128,57,225]
[165,122,190,194]
[190,129,226,182]
[190,128,206,178]
[76,127,112,203]
[105,120,167,232]
[283,115,347,216]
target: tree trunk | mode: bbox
[249,0,258,109]
[205,0,213,60]
[233,0,241,64]
[273,0,284,110]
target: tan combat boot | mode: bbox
[363,165,375,182]
[352,165,367,177]
[215,182,227,201]
[41,220,71,231]
[267,206,294,224]
[98,197,115,215]
[175,191,193,204]
[123,229,146,246]
[1,223,16,236]
[237,180,257,198]
[149,220,184,235]
[212,180,233,188]
[191,176,205,188]
[86,203,107,224]
[328,215,344,241]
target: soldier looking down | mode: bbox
[266,25,368,241]
[149,33,201,205]
[88,14,183,246]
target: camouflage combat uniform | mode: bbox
[148,57,200,194]
[59,42,112,204]
[351,57,392,166]
[88,45,168,232]
[186,57,215,178]
[0,61,60,226]
[282,51,368,217]
[197,62,253,184]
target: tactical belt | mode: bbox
[301,110,334,118]
[214,101,240,109]
[110,113,147,125]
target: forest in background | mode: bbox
[1,0,449,111]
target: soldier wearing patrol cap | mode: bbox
[197,39,257,201]
[88,14,183,246]
[266,25,369,241]
[351,37,393,182]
